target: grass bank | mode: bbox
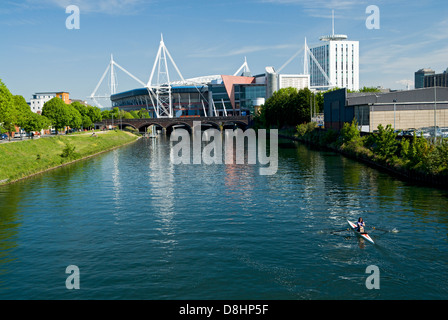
[0,130,139,186]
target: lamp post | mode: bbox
[393,99,397,130]
[434,76,437,138]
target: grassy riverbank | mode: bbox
[0,130,139,186]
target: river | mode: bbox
[0,132,447,300]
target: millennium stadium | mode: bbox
[89,28,360,121]
[89,35,320,120]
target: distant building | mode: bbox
[415,68,435,89]
[71,99,89,106]
[264,67,310,100]
[29,91,71,114]
[324,87,448,132]
[423,68,448,88]
[308,30,359,91]
[278,74,310,91]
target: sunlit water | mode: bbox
[1,133,447,300]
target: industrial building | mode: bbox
[324,87,448,133]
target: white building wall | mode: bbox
[310,40,359,91]
[29,93,56,114]
[278,74,310,91]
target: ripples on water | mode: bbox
[0,135,448,299]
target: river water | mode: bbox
[1,132,447,300]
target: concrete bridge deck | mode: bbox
[96,115,252,132]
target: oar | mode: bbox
[366,226,392,233]
[330,228,350,234]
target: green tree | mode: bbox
[101,109,111,120]
[82,114,93,129]
[42,97,72,133]
[12,95,34,128]
[129,110,139,119]
[372,124,399,161]
[262,87,312,128]
[68,105,83,131]
[0,79,17,139]
[87,105,102,123]
[71,101,88,116]
[21,113,50,136]
[138,108,150,119]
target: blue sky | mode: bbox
[1,0,448,107]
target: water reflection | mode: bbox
[148,136,177,256]
[112,149,122,211]
[0,185,22,286]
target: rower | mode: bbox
[356,217,366,233]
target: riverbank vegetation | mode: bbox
[1,79,103,138]
[254,86,381,130]
[0,130,138,185]
[294,121,448,183]
[101,107,150,120]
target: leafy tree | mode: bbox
[129,110,139,119]
[68,105,83,130]
[21,113,50,135]
[262,87,312,128]
[138,108,150,119]
[101,109,111,120]
[71,101,88,116]
[87,106,102,123]
[340,119,361,145]
[12,95,34,128]
[82,114,93,129]
[0,79,17,139]
[122,111,134,119]
[372,124,399,161]
[42,97,72,133]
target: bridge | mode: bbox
[96,115,252,133]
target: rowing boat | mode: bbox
[347,220,375,244]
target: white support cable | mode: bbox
[212,99,218,117]
[90,63,111,99]
[89,54,145,109]
[221,99,228,116]
[201,100,207,117]
[306,44,333,87]
[114,61,146,87]
[277,47,303,73]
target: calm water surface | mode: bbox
[1,134,448,299]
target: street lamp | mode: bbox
[393,99,397,130]
[434,75,437,138]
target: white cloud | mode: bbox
[260,0,363,9]
[189,44,298,58]
[26,0,148,15]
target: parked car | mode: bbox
[414,129,431,138]
[399,128,416,137]
[440,127,448,138]
[0,133,8,140]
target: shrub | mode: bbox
[372,124,399,162]
[60,142,79,160]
